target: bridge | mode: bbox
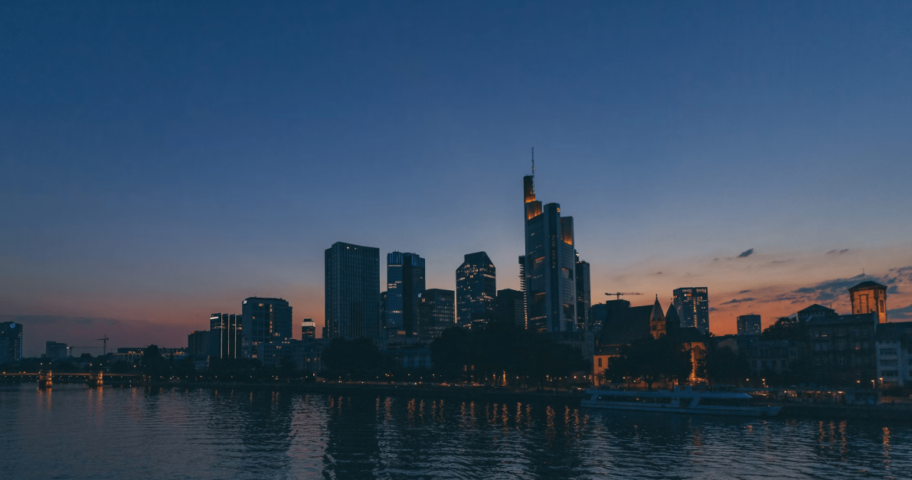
[0,371,145,388]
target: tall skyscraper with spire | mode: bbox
[522,153,578,333]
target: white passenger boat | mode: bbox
[581,387,781,417]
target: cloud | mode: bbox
[709,307,718,313]
[889,303,912,320]
[827,249,850,255]
[791,273,867,302]
[720,297,756,305]
[888,285,900,294]
[739,290,752,294]
[738,249,754,258]
[653,271,663,275]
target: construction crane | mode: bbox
[605,292,643,300]
[98,334,110,355]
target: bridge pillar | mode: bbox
[88,371,103,387]
[38,370,53,389]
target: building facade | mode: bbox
[0,322,23,363]
[875,322,912,387]
[522,173,577,333]
[673,287,710,334]
[456,252,496,328]
[325,242,380,339]
[807,313,878,386]
[241,299,292,359]
[45,341,68,359]
[737,314,762,336]
[496,288,526,329]
[575,255,591,331]
[849,281,888,324]
[210,313,242,359]
[386,251,426,336]
[418,289,456,340]
[589,303,609,335]
[187,331,209,357]
[301,319,316,340]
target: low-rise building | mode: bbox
[875,322,912,387]
[46,341,69,359]
[806,313,877,386]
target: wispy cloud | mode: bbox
[721,297,756,305]
[888,285,900,294]
[739,289,752,294]
[889,303,912,320]
[738,248,754,258]
[827,249,850,255]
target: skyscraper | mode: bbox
[496,289,526,329]
[849,281,888,323]
[672,287,710,334]
[241,299,292,358]
[522,168,578,333]
[456,252,496,328]
[0,322,23,363]
[737,314,761,336]
[575,254,591,331]
[325,242,380,339]
[386,251,426,336]
[301,319,316,340]
[418,289,456,340]
[210,313,241,359]
[187,331,208,357]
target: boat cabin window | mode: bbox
[698,397,750,407]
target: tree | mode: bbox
[762,317,806,341]
[321,338,388,380]
[703,346,750,385]
[612,337,693,390]
[430,327,471,381]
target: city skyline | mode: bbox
[3,2,912,356]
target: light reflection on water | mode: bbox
[1,384,911,479]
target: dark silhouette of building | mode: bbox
[211,313,242,359]
[849,281,888,323]
[242,298,292,359]
[418,289,456,340]
[0,322,23,363]
[386,251,425,336]
[590,303,609,334]
[456,252,496,329]
[673,287,710,334]
[325,242,380,339]
[45,341,68,359]
[575,254,591,331]
[737,314,762,336]
[598,297,666,347]
[496,288,525,329]
[379,291,387,329]
[806,313,878,386]
[301,319,316,340]
[796,304,837,322]
[187,331,208,357]
[522,169,578,333]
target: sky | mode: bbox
[1,1,911,356]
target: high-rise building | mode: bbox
[386,252,426,336]
[522,170,577,333]
[380,291,387,329]
[418,289,456,340]
[496,289,525,329]
[672,287,710,334]
[849,281,888,323]
[241,299,292,359]
[456,252,496,328]
[737,314,761,336]
[45,341,68,359]
[575,254,591,331]
[210,313,242,359]
[0,322,23,363]
[187,331,209,357]
[301,319,316,340]
[589,303,608,334]
[325,242,380,339]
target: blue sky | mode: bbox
[2,1,911,354]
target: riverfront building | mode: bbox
[45,341,68,359]
[576,255,591,331]
[325,242,381,339]
[849,281,888,323]
[0,322,23,363]
[496,288,526,329]
[187,331,209,357]
[522,171,578,333]
[418,289,456,340]
[242,299,292,359]
[386,252,426,336]
[673,287,710,334]
[301,319,316,340]
[737,314,762,336]
[210,313,242,359]
[456,252,496,328]
[875,322,912,387]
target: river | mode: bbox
[1,384,909,479]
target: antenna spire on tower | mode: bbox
[531,147,535,177]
